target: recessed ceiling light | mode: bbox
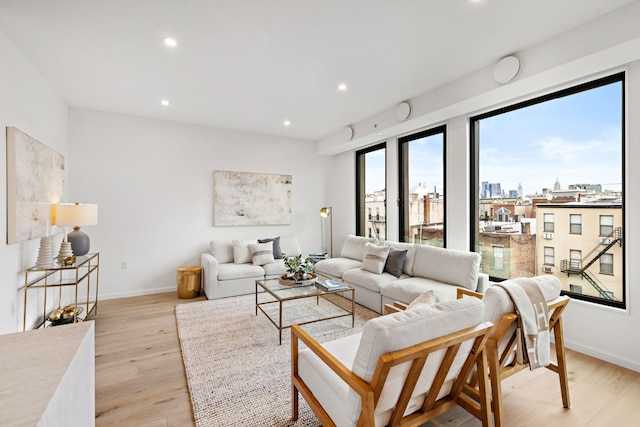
[337,83,348,92]
[161,99,170,106]
[283,120,291,127]
[162,37,177,47]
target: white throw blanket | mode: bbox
[495,278,550,369]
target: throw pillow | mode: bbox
[248,241,275,266]
[232,239,255,264]
[384,248,408,278]
[361,243,390,275]
[258,236,282,259]
[407,290,438,310]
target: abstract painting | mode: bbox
[213,170,292,226]
[6,127,65,243]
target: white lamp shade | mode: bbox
[54,203,98,227]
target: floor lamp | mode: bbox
[320,207,333,258]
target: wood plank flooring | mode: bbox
[93,292,640,426]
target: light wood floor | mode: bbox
[93,292,640,426]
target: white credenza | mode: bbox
[0,321,95,426]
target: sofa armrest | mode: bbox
[200,252,219,299]
[476,272,490,293]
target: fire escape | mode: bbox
[560,227,623,300]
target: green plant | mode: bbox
[282,254,315,276]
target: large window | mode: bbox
[471,72,625,308]
[398,126,445,246]
[356,143,386,239]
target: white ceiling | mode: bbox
[0,0,635,141]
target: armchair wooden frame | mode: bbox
[456,288,571,427]
[291,321,494,427]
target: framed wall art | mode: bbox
[6,127,65,244]
[213,170,292,226]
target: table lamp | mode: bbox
[54,202,98,256]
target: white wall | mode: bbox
[0,28,69,334]
[320,3,640,371]
[67,109,326,299]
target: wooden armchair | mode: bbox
[291,297,494,427]
[457,276,571,427]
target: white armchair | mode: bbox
[291,297,494,426]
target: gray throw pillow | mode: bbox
[384,248,407,278]
[258,236,282,259]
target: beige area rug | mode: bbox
[175,293,378,427]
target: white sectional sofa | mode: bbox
[200,236,302,299]
[314,235,488,314]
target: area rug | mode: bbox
[175,293,378,427]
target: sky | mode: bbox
[364,78,623,197]
[479,79,623,196]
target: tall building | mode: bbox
[480,182,503,199]
[536,202,623,301]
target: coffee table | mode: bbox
[255,275,355,344]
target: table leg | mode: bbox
[351,289,355,327]
[279,300,283,345]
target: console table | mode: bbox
[23,252,100,330]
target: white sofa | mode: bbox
[314,235,488,313]
[200,236,302,299]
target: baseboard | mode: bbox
[564,338,640,373]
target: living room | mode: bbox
[2,0,640,425]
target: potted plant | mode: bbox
[282,254,315,282]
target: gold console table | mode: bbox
[23,252,100,330]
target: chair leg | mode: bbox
[487,342,505,427]
[553,318,571,408]
[292,384,299,421]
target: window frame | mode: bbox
[570,214,582,235]
[355,142,387,238]
[543,213,555,232]
[470,72,626,309]
[398,125,447,245]
[600,253,614,275]
[600,215,614,236]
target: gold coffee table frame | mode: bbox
[255,276,355,345]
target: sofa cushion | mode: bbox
[258,236,281,259]
[379,277,461,305]
[342,268,402,293]
[217,263,265,281]
[298,333,361,427]
[262,259,288,276]
[233,239,257,264]
[412,245,481,291]
[210,239,234,264]
[279,236,302,258]
[361,243,390,274]
[315,258,362,279]
[407,290,438,310]
[384,248,407,278]
[249,241,274,266]
[348,297,485,421]
[341,234,376,261]
[386,242,417,276]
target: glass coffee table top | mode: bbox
[255,274,354,344]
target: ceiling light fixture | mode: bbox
[283,120,291,126]
[337,83,348,92]
[161,99,170,106]
[162,37,177,47]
